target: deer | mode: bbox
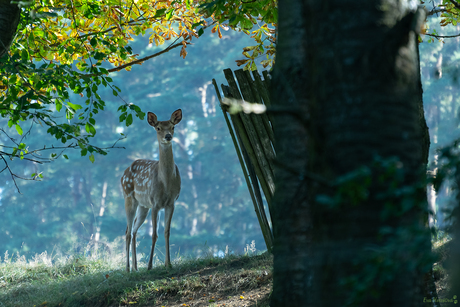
[121,109,182,272]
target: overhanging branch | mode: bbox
[427,7,447,16]
[85,40,189,76]
[449,0,460,10]
[424,32,460,38]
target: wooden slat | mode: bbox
[212,78,273,252]
[223,69,273,204]
[234,69,275,199]
[213,68,275,253]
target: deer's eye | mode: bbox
[156,127,160,131]
[172,126,175,130]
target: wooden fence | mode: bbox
[212,68,274,253]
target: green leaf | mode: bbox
[63,154,69,159]
[15,124,23,136]
[94,52,106,60]
[67,102,83,111]
[126,113,133,126]
[21,49,29,62]
[89,153,95,163]
[191,21,204,29]
[137,111,145,120]
[153,8,167,17]
[119,112,127,122]
[85,123,96,136]
[56,101,63,112]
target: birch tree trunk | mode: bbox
[270,1,431,306]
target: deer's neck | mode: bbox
[158,143,177,183]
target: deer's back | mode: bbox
[121,159,180,209]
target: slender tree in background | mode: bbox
[270,1,431,306]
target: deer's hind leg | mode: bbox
[131,205,150,271]
[125,196,138,272]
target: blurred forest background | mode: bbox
[0,25,262,262]
[0,7,458,265]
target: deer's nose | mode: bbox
[165,134,172,141]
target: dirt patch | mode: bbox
[115,253,273,307]
[166,282,271,307]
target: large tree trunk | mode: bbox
[0,1,20,58]
[270,1,431,306]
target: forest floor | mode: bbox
[0,249,272,307]
[1,238,451,307]
[433,237,452,304]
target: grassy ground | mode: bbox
[433,236,451,303]
[0,248,272,307]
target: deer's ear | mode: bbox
[170,109,182,125]
[147,112,158,127]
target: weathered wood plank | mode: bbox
[213,78,273,252]
[223,69,273,205]
[234,69,276,193]
[246,70,275,145]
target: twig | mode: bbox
[424,32,460,38]
[427,7,447,16]
[83,20,217,77]
[85,41,189,76]
[0,154,22,194]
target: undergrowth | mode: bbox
[0,242,272,307]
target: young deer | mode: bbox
[121,109,182,272]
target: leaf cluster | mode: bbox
[199,0,276,70]
[0,0,208,188]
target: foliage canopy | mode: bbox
[0,0,276,189]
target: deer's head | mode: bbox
[147,109,182,145]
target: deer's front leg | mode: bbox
[164,205,175,267]
[148,208,160,270]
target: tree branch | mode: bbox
[424,32,460,38]
[83,20,216,77]
[427,7,447,16]
[84,40,189,77]
[449,0,460,10]
[0,154,22,193]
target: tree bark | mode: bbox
[270,1,431,306]
[0,1,20,58]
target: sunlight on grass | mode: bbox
[0,239,272,307]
